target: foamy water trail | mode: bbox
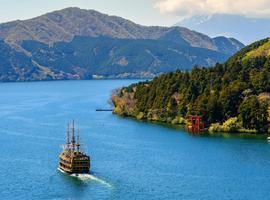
[58,168,112,188]
[71,173,112,187]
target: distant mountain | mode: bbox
[175,14,270,45]
[0,7,244,81]
[0,40,52,81]
[21,36,231,78]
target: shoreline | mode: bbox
[0,78,146,84]
[113,112,269,138]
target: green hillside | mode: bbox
[112,38,270,134]
[244,39,270,59]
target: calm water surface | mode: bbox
[1,80,270,200]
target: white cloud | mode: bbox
[154,0,270,19]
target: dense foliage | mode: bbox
[114,38,270,133]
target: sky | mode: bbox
[155,0,270,19]
[0,0,269,26]
[0,0,178,26]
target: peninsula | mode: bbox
[112,38,270,134]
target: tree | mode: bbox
[238,96,268,133]
[251,69,270,93]
[167,97,178,117]
[219,81,247,118]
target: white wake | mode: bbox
[58,168,112,187]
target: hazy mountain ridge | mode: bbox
[0,7,245,81]
[175,14,270,44]
[213,37,244,55]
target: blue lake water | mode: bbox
[1,80,270,200]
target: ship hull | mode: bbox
[58,166,90,174]
[59,152,90,174]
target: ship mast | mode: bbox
[76,129,80,152]
[71,120,76,153]
[66,123,70,150]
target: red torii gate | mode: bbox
[187,115,205,133]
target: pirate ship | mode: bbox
[59,121,90,174]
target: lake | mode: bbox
[1,80,270,200]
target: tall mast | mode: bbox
[71,120,76,153]
[67,123,70,150]
[76,129,80,152]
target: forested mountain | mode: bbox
[0,40,58,81]
[0,7,244,81]
[18,36,230,79]
[112,38,270,133]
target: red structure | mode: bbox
[187,115,205,133]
